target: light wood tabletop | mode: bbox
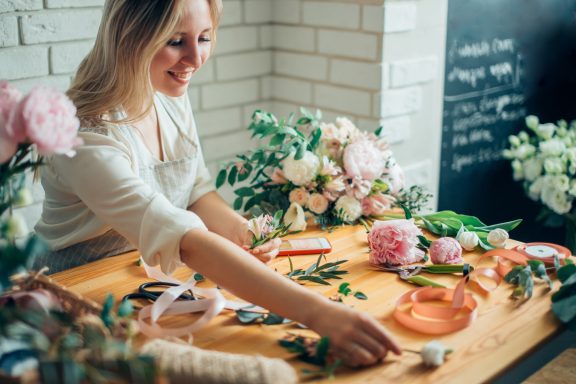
[51,225,564,383]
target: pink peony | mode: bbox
[0,81,22,163]
[368,219,424,266]
[361,193,395,216]
[429,237,463,265]
[7,86,82,155]
[343,137,386,181]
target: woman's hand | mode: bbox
[309,301,402,367]
[239,223,282,263]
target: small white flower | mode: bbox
[540,139,566,157]
[281,151,319,186]
[457,231,479,251]
[535,123,556,140]
[522,157,543,182]
[13,188,33,207]
[525,115,539,130]
[528,177,545,201]
[541,185,572,215]
[5,213,29,239]
[284,202,307,231]
[334,195,362,222]
[543,158,566,175]
[487,228,509,248]
[508,135,520,147]
[421,340,451,367]
[511,159,524,181]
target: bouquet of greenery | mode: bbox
[217,108,430,229]
[503,115,576,250]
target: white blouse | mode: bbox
[35,93,214,274]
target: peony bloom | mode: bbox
[368,219,424,266]
[335,195,362,222]
[281,151,319,186]
[346,176,372,200]
[429,237,463,264]
[487,228,509,248]
[284,202,307,231]
[288,187,310,206]
[307,193,329,214]
[335,117,358,141]
[421,340,452,367]
[7,86,82,155]
[343,137,385,181]
[457,231,479,251]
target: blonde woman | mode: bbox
[34,0,401,367]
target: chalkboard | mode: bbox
[439,0,576,242]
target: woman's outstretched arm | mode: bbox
[180,228,402,367]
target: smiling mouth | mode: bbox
[168,71,192,81]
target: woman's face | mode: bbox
[150,0,213,97]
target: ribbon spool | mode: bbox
[513,242,571,265]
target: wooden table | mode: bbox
[51,225,564,383]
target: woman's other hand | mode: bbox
[242,236,281,263]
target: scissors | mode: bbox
[121,281,197,304]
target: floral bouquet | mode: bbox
[503,115,576,250]
[217,108,430,229]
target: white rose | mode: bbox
[528,177,545,201]
[514,144,536,160]
[421,340,450,367]
[511,160,524,181]
[288,187,310,206]
[540,139,566,157]
[282,151,319,186]
[569,180,576,198]
[525,115,539,130]
[535,123,556,140]
[518,131,530,142]
[487,228,509,248]
[283,202,307,231]
[307,193,329,214]
[334,195,362,222]
[541,185,572,215]
[508,135,520,147]
[543,158,565,175]
[522,157,542,182]
[551,175,570,192]
[457,231,479,251]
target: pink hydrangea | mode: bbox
[343,137,386,181]
[368,219,424,266]
[7,86,82,155]
[429,237,463,265]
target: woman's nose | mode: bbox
[181,43,203,71]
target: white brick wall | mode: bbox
[1,0,448,230]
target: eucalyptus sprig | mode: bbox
[552,261,576,329]
[235,305,290,325]
[335,282,367,301]
[279,334,342,379]
[504,260,555,300]
[285,254,349,286]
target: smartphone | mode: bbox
[278,237,332,256]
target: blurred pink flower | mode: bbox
[361,193,395,216]
[269,167,288,184]
[368,219,424,266]
[319,156,341,176]
[382,162,405,194]
[289,187,310,206]
[8,86,82,155]
[346,176,372,200]
[0,81,22,163]
[429,237,463,264]
[307,193,329,214]
[343,137,385,181]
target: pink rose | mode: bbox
[289,187,310,206]
[0,81,22,163]
[343,137,386,181]
[307,193,329,214]
[368,219,424,266]
[7,86,82,155]
[429,237,463,264]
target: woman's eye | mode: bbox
[199,36,211,43]
[167,39,183,47]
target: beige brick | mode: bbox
[376,86,422,118]
[389,56,438,88]
[50,41,93,74]
[330,59,382,90]
[260,75,272,99]
[195,107,243,137]
[378,115,411,144]
[318,30,378,60]
[272,0,300,24]
[260,25,272,49]
[188,86,200,110]
[303,2,360,30]
[271,76,312,104]
[244,0,272,24]
[0,0,42,13]
[202,79,259,109]
[216,51,272,81]
[21,10,101,44]
[314,84,372,116]
[12,75,71,93]
[202,129,254,161]
[274,51,328,81]
[384,2,417,33]
[215,26,258,54]
[0,16,18,48]
[46,0,104,7]
[362,4,385,32]
[220,0,243,26]
[189,61,215,85]
[273,25,315,52]
[0,46,48,80]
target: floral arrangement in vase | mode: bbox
[503,115,576,251]
[217,108,430,229]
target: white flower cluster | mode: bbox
[504,116,576,215]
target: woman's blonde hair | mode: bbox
[68,0,222,125]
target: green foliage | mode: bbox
[235,306,290,325]
[337,282,368,300]
[552,263,576,327]
[278,334,342,379]
[286,254,349,285]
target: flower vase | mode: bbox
[564,213,576,255]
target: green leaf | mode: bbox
[228,166,238,185]
[295,144,306,160]
[262,313,290,325]
[297,276,331,285]
[418,235,431,248]
[315,337,330,365]
[375,126,383,136]
[193,273,204,282]
[558,264,576,283]
[233,197,243,211]
[473,219,523,233]
[269,133,285,146]
[117,299,133,317]
[354,291,368,300]
[552,294,576,323]
[338,282,351,295]
[216,169,227,188]
[504,266,523,284]
[237,163,253,182]
[234,187,255,197]
[236,309,265,324]
[318,272,343,280]
[100,293,115,328]
[401,204,412,219]
[309,128,322,150]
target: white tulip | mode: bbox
[457,231,479,251]
[487,229,509,248]
[283,202,307,231]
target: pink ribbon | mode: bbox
[138,260,253,339]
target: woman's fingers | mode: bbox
[359,313,402,355]
[250,238,281,262]
[333,343,383,367]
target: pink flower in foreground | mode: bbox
[368,219,424,266]
[429,237,463,265]
[8,86,82,155]
[343,137,386,181]
[0,81,22,163]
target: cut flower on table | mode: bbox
[246,210,290,249]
